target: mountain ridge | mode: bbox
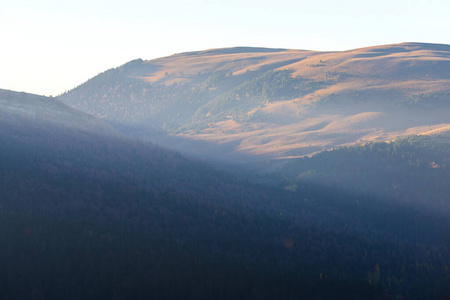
[59,42,450,168]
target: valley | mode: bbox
[1,42,450,299]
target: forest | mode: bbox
[1,102,449,299]
[275,135,450,213]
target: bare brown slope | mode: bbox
[140,47,311,84]
[147,43,450,162]
[60,43,450,167]
[143,43,449,88]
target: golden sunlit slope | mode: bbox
[144,43,449,98]
[141,47,312,83]
[60,43,450,166]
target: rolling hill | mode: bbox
[59,43,450,167]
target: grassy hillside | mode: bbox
[59,43,450,163]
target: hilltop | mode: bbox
[60,43,450,166]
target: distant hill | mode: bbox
[59,43,450,166]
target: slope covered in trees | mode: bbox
[1,91,450,299]
[275,135,450,213]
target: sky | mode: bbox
[1,0,449,96]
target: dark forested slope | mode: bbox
[1,90,450,299]
[276,135,450,213]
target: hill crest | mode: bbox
[59,42,450,166]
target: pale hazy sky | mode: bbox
[1,0,449,96]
